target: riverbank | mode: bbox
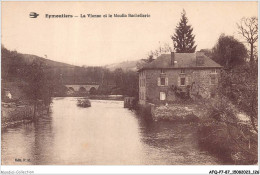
[137,99,258,165]
[54,94,124,101]
[197,98,258,165]
[151,103,201,122]
[138,101,205,122]
[1,101,48,130]
[89,95,124,101]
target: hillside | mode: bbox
[19,54,75,68]
[1,47,76,74]
[1,47,139,97]
[105,60,141,71]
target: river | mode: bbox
[1,97,221,165]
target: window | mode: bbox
[181,77,186,86]
[211,69,217,74]
[160,92,166,101]
[161,69,165,74]
[158,77,168,86]
[210,76,216,85]
[160,78,166,86]
[181,69,185,74]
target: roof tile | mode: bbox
[140,52,222,70]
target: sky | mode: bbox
[2,1,258,66]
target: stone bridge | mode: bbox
[64,84,99,93]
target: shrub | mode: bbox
[198,96,258,164]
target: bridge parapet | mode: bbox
[64,85,99,92]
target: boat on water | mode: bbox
[77,99,91,108]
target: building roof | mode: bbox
[138,52,222,71]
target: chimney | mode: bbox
[171,52,175,65]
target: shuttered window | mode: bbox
[165,77,168,86]
[158,77,168,86]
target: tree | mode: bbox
[237,17,258,63]
[137,43,173,69]
[171,10,197,53]
[219,63,258,133]
[199,49,213,58]
[24,60,53,119]
[142,55,155,63]
[212,34,247,68]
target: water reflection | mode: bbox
[138,119,220,165]
[1,97,221,165]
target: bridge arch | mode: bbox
[89,87,97,95]
[64,84,99,93]
[79,87,87,92]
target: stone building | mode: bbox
[138,52,222,105]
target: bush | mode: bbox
[198,96,258,164]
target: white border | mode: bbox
[0,0,259,174]
[1,165,259,174]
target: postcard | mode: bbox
[1,1,258,174]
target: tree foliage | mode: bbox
[1,45,27,80]
[171,10,197,53]
[218,63,258,133]
[23,60,57,116]
[212,34,247,68]
[199,29,258,164]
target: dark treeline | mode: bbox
[2,45,139,116]
[58,66,138,96]
[2,46,64,118]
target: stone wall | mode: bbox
[190,69,220,98]
[139,68,220,104]
[139,100,212,122]
[151,104,199,122]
